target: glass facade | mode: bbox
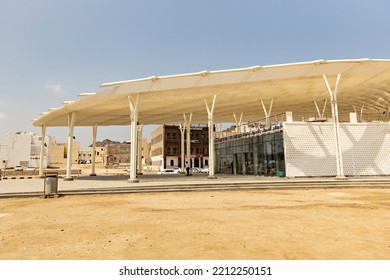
[215,131,285,177]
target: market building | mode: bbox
[32,59,390,181]
[215,112,390,177]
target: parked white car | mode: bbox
[173,167,182,173]
[158,169,180,174]
[191,167,202,173]
[15,165,23,171]
[200,167,209,173]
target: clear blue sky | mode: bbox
[0,0,389,147]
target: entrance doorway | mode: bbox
[194,158,200,168]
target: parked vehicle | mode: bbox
[200,167,209,173]
[191,167,202,173]
[158,169,180,174]
[26,166,35,171]
[172,167,182,173]
[14,165,23,171]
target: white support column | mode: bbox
[179,123,185,173]
[64,112,76,181]
[323,74,345,179]
[184,113,193,169]
[38,125,46,178]
[137,124,144,175]
[90,124,98,176]
[204,95,217,179]
[261,98,274,128]
[233,112,243,133]
[128,94,140,183]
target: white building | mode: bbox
[0,132,52,169]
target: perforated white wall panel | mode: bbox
[283,122,390,177]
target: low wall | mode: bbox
[1,169,82,178]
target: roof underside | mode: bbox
[33,59,390,127]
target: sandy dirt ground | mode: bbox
[0,188,389,260]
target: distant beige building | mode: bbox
[140,137,149,163]
[50,140,79,165]
[78,147,104,164]
[150,126,164,168]
[102,142,131,166]
[100,138,149,167]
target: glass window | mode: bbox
[215,131,285,177]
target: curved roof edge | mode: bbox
[99,58,390,88]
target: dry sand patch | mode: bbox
[0,188,389,260]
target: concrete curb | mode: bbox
[1,179,390,198]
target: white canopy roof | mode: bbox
[33,58,390,127]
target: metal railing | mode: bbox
[215,113,286,143]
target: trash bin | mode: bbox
[44,173,58,198]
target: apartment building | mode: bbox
[150,124,209,170]
[0,132,53,169]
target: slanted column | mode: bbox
[261,98,274,128]
[179,123,185,173]
[38,125,46,178]
[183,113,193,168]
[128,94,140,183]
[204,95,217,179]
[359,104,364,122]
[90,124,98,176]
[353,104,365,122]
[137,124,144,175]
[64,112,76,181]
[323,74,345,179]
[314,99,328,118]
